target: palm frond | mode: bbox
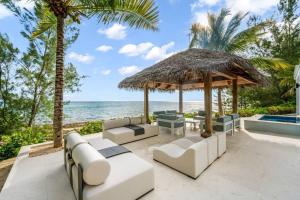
[250,57,291,71]
[32,5,56,38]
[189,23,200,48]
[209,8,229,50]
[73,0,159,31]
[226,21,270,53]
[189,23,210,49]
[222,12,248,47]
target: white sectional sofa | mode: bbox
[103,116,159,144]
[64,131,154,200]
[153,132,226,179]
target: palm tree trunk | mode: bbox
[53,15,64,148]
[217,88,224,116]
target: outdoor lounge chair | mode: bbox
[157,114,185,136]
[213,116,234,135]
[153,133,226,179]
[228,113,241,132]
[103,116,159,144]
[199,116,233,135]
[64,132,155,200]
[194,110,206,120]
[153,111,166,119]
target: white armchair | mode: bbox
[153,138,208,178]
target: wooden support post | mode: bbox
[217,88,224,116]
[202,73,212,137]
[179,85,183,114]
[232,79,238,114]
[144,85,150,124]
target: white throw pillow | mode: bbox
[72,143,111,185]
[66,131,87,150]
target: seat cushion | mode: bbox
[185,136,203,143]
[103,118,130,130]
[72,153,154,200]
[138,124,159,136]
[103,125,158,145]
[154,144,185,158]
[87,137,117,150]
[171,138,194,149]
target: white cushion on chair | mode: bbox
[72,143,110,185]
[66,131,87,150]
[103,118,130,130]
[171,138,194,149]
[72,153,154,200]
[206,135,218,165]
[129,117,143,125]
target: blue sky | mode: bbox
[0,0,279,102]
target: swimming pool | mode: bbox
[244,115,300,136]
[259,115,300,123]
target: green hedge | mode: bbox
[239,105,296,117]
[79,121,102,135]
[0,125,52,160]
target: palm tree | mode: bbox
[32,0,159,148]
[189,8,267,115]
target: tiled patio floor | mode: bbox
[1,127,300,200]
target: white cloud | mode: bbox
[144,42,176,61]
[100,69,111,75]
[0,5,12,19]
[225,0,278,15]
[15,0,35,10]
[98,23,127,40]
[191,0,220,11]
[118,65,142,76]
[192,12,209,26]
[96,45,113,52]
[0,0,34,19]
[68,52,94,64]
[119,42,154,57]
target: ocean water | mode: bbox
[59,101,205,124]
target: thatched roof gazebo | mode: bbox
[119,48,265,137]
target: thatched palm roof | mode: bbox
[119,48,266,91]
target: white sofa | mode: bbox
[103,116,159,144]
[64,131,154,200]
[153,132,226,179]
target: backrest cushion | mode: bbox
[103,118,130,130]
[72,143,111,185]
[216,116,232,123]
[198,110,206,116]
[158,114,177,120]
[65,131,87,150]
[229,114,240,119]
[130,116,143,125]
[153,111,165,116]
[166,110,177,114]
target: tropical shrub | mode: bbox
[79,121,102,135]
[239,105,296,117]
[184,112,197,118]
[0,125,52,160]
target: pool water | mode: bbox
[259,115,300,123]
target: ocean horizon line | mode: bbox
[65,100,204,103]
